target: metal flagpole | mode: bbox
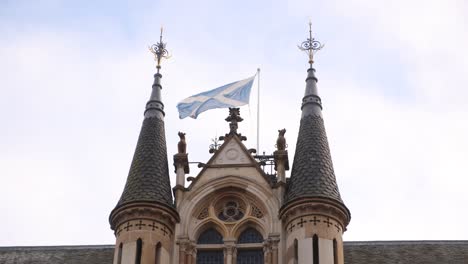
[256,68,260,152]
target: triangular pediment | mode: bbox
[185,134,274,191]
[211,136,253,166]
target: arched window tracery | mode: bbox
[196,228,224,264]
[197,228,223,244]
[192,191,269,264]
[236,228,264,264]
[237,228,263,244]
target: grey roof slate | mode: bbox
[115,116,174,208]
[285,114,343,204]
[2,241,467,264]
[0,245,113,264]
[344,241,468,264]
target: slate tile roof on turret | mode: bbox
[285,114,343,204]
[116,116,173,207]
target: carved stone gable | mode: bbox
[212,137,252,166]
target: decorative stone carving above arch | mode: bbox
[184,185,273,241]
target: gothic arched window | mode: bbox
[197,228,223,244]
[313,235,319,264]
[333,239,338,264]
[294,239,298,264]
[237,228,263,244]
[236,228,264,264]
[135,238,142,264]
[197,228,224,264]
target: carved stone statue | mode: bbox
[225,108,243,135]
[177,132,187,154]
[276,129,287,151]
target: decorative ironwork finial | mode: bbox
[209,137,220,154]
[149,27,171,73]
[298,21,324,67]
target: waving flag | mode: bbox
[177,75,256,119]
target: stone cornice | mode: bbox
[279,197,350,229]
[109,201,179,231]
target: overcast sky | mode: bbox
[1,0,467,246]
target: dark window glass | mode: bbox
[238,228,263,244]
[196,250,224,264]
[313,235,319,264]
[135,238,142,264]
[197,228,223,244]
[237,249,264,264]
[218,201,244,222]
[333,239,338,264]
[294,239,298,264]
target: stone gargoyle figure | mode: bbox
[177,132,187,154]
[276,129,287,151]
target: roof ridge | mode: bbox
[0,245,114,250]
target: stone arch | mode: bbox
[192,219,228,241]
[231,218,267,240]
[179,175,280,239]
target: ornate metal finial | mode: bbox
[298,21,324,67]
[209,137,220,154]
[149,27,171,73]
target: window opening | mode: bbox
[294,239,298,264]
[237,228,263,244]
[218,201,244,222]
[135,238,142,264]
[197,228,223,244]
[237,228,263,264]
[237,249,264,264]
[196,250,224,264]
[313,235,319,264]
[333,239,338,264]
[155,242,161,264]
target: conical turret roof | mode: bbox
[113,72,174,209]
[284,67,344,205]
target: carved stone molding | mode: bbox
[273,150,290,171]
[174,153,189,174]
[279,198,350,230]
[115,219,173,238]
[109,202,179,232]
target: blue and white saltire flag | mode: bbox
[177,75,256,119]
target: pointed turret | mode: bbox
[280,23,350,264]
[109,29,179,264]
[283,58,345,207]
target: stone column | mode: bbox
[264,244,271,264]
[224,239,236,264]
[274,150,289,204]
[177,238,192,264]
[232,247,237,264]
[271,238,280,264]
[273,150,289,183]
[173,153,189,207]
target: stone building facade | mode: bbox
[108,31,350,263]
